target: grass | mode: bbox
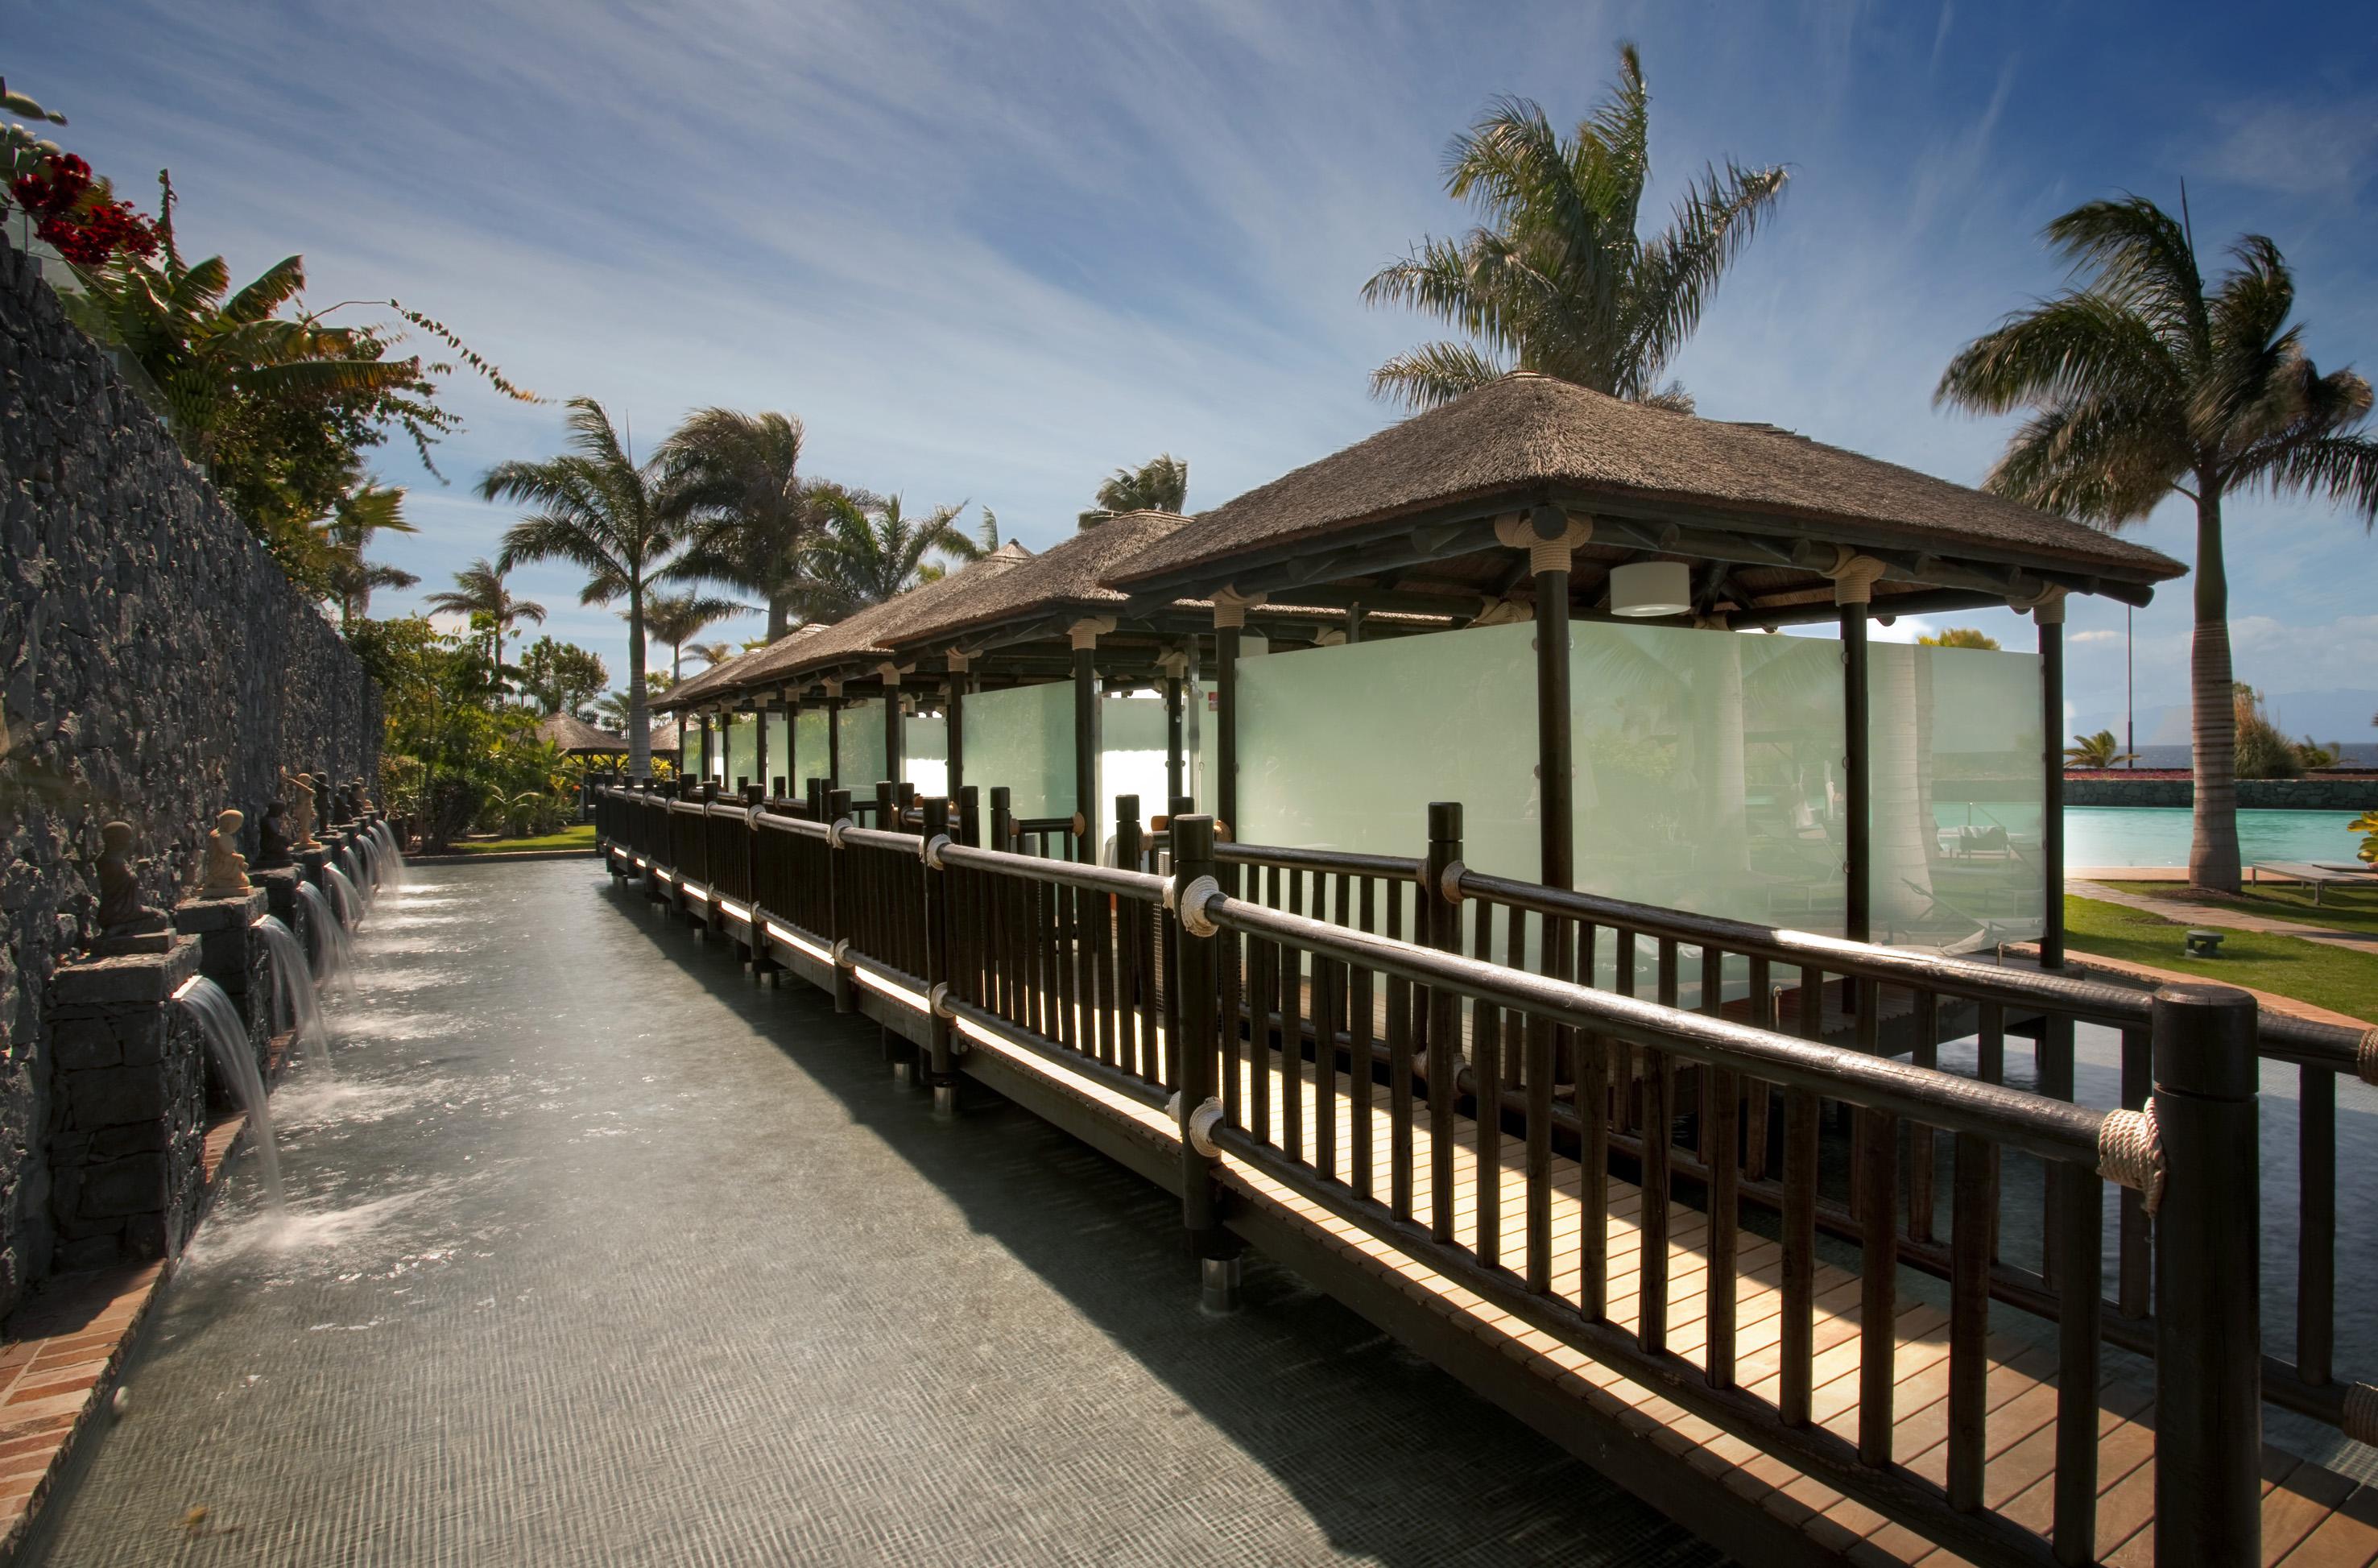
[2123,879,2378,935]
[447,823,597,855]
[2064,894,2378,1023]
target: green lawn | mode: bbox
[2121,879,2378,935]
[2064,894,2377,1023]
[448,823,598,854]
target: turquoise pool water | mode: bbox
[2065,805,2367,868]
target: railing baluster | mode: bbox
[2301,1061,2335,1387]
[1782,962,1822,1428]
[1707,1061,1739,1388]
[1909,989,1939,1245]
[1474,899,1501,1269]
[1281,873,1305,1169]
[2119,1024,2151,1319]
[1858,1104,1898,1467]
[1425,805,1462,1245]
[1388,971,1415,1224]
[2051,1161,2102,1566]
[1525,926,1555,1296]
[1948,1130,1990,1512]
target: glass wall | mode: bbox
[763,713,791,794]
[904,711,949,798]
[793,710,832,792]
[723,714,759,792]
[965,681,1073,819]
[837,700,890,794]
[1879,642,2045,949]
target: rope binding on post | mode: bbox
[920,834,949,870]
[2095,1102,2165,1215]
[2358,1027,2378,1086]
[1439,859,1467,903]
[1167,874,1221,937]
[827,816,853,849]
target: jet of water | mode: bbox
[173,975,284,1210]
[324,865,364,931]
[253,915,331,1075]
[370,820,406,892]
[294,880,355,984]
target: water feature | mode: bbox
[2064,805,2364,869]
[354,831,381,891]
[338,845,370,909]
[172,975,283,1210]
[324,864,365,930]
[296,879,354,983]
[254,914,330,1073]
[370,819,406,891]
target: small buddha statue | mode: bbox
[282,770,320,850]
[316,772,346,825]
[93,821,167,945]
[253,799,294,871]
[201,809,250,897]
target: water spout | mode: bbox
[338,846,370,909]
[173,974,283,1210]
[294,880,354,983]
[324,865,364,930]
[370,820,405,891]
[254,914,330,1074]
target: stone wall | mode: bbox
[0,244,379,1314]
[2066,776,2378,809]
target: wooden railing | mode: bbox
[595,781,2334,1566]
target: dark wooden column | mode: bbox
[2037,595,2066,967]
[754,700,770,795]
[699,711,716,784]
[1161,648,1187,809]
[1069,619,1111,863]
[784,693,800,797]
[945,655,967,797]
[1508,507,1584,893]
[1830,554,1883,944]
[825,690,842,788]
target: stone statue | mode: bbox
[281,770,320,850]
[254,799,294,870]
[201,809,250,897]
[316,772,345,825]
[352,776,377,817]
[93,821,167,945]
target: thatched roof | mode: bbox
[646,717,680,755]
[1110,373,2184,594]
[536,712,627,755]
[656,627,821,712]
[730,541,1038,689]
[871,511,1194,648]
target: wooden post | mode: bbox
[1211,588,1263,850]
[1115,793,1142,875]
[827,786,854,1014]
[1161,649,1187,809]
[1828,554,1883,944]
[1422,801,1462,1245]
[1172,813,1236,1310]
[755,701,770,794]
[698,712,715,784]
[825,692,842,788]
[990,786,1012,855]
[2037,594,2067,966]
[957,784,980,849]
[786,693,800,797]
[946,655,967,796]
[2153,983,2260,1566]
[921,796,956,1117]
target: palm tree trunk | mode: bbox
[767,597,790,643]
[2188,484,2240,893]
[627,579,652,778]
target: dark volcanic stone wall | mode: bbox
[0,242,378,1315]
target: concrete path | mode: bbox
[2071,879,2378,957]
[20,860,1720,1567]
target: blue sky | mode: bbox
[20,0,2378,736]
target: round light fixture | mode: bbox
[1609,560,1692,619]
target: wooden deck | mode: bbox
[968,993,2378,1568]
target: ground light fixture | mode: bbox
[1608,560,1692,618]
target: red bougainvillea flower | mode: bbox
[7,151,156,267]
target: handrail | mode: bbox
[1193,888,2111,1167]
[1452,865,2368,1073]
[1218,842,1422,880]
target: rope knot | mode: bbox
[2097,1103,2165,1216]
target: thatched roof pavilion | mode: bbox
[655,373,2186,951]
[535,713,628,756]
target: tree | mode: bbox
[685,640,737,671]
[799,493,993,615]
[60,174,537,585]
[1363,44,1787,412]
[424,557,545,696]
[640,589,751,685]
[315,473,416,627]
[656,408,813,639]
[1917,627,2000,650]
[1078,455,1189,528]
[479,398,686,776]
[516,636,610,718]
[2232,685,2301,780]
[2065,730,2140,769]
[594,672,671,730]
[1937,197,2378,892]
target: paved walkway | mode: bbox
[2072,879,2378,957]
[20,860,1720,1567]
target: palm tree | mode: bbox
[657,408,813,640]
[315,475,417,626]
[685,640,738,671]
[424,557,546,696]
[2065,730,2140,769]
[640,589,752,685]
[800,494,994,615]
[1078,455,1189,528]
[1363,44,1787,412]
[479,398,687,776]
[1937,197,2378,892]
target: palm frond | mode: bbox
[1367,341,1508,411]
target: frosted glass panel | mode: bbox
[763,714,791,792]
[837,700,889,792]
[966,681,1073,819]
[1882,643,2045,949]
[1101,693,1172,838]
[792,710,831,791]
[1571,624,1846,933]
[904,713,949,798]
[1239,625,1537,874]
[723,714,759,792]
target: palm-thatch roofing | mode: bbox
[535,712,628,755]
[1108,373,2184,604]
[657,624,829,711]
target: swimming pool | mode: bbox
[2064,805,2368,868]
